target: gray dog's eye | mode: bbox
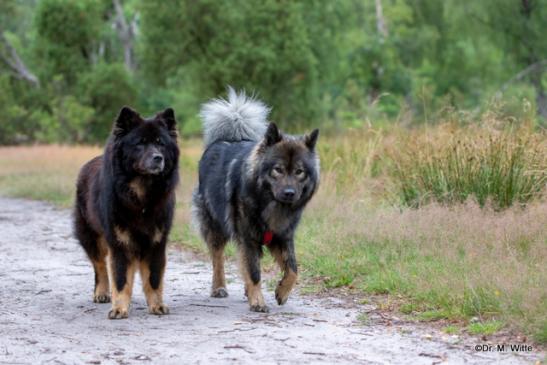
[295,168,305,177]
[273,167,284,175]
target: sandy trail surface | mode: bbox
[0,197,543,364]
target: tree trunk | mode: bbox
[531,69,547,118]
[0,32,39,87]
[112,0,136,72]
[375,0,388,40]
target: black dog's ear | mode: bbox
[113,106,141,136]
[158,107,177,137]
[264,122,282,146]
[304,129,319,150]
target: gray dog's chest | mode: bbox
[261,202,293,234]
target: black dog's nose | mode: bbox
[153,154,164,163]
[283,188,296,200]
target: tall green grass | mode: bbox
[390,123,546,208]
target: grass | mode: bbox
[296,188,546,342]
[443,325,459,335]
[468,320,505,336]
[0,117,545,344]
[390,120,546,209]
[0,145,100,206]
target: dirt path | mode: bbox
[0,197,543,364]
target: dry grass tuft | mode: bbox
[389,122,547,208]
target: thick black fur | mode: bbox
[193,122,319,312]
[74,106,179,319]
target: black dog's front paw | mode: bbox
[149,303,170,315]
[108,307,129,319]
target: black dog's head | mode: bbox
[256,123,319,207]
[111,106,179,176]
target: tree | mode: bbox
[78,63,137,142]
[139,0,346,127]
[467,0,547,118]
[34,0,103,86]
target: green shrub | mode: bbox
[78,63,137,142]
[34,0,102,85]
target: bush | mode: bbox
[0,75,27,144]
[34,0,102,85]
[78,63,137,142]
[33,95,94,143]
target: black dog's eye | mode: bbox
[138,138,147,145]
[156,138,164,145]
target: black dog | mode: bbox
[74,106,179,319]
[193,88,319,312]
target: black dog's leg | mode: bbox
[269,239,298,305]
[74,208,110,303]
[107,232,136,319]
[140,240,169,315]
[91,237,110,303]
[238,243,268,312]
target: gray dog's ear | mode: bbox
[113,106,141,136]
[158,107,177,137]
[264,122,282,146]
[305,129,319,150]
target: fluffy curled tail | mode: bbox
[200,86,271,148]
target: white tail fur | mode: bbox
[200,87,271,147]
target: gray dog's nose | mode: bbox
[153,154,164,164]
[283,188,296,200]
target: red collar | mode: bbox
[263,230,273,246]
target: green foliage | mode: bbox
[0,75,27,144]
[78,63,137,142]
[1,0,547,142]
[35,94,95,143]
[34,0,102,85]
[139,0,346,127]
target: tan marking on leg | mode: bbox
[92,237,110,303]
[275,268,297,305]
[210,245,227,297]
[270,246,297,305]
[269,246,288,267]
[114,226,130,246]
[204,231,228,298]
[238,249,268,312]
[140,260,169,315]
[152,228,163,245]
[129,178,145,200]
[107,258,136,319]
